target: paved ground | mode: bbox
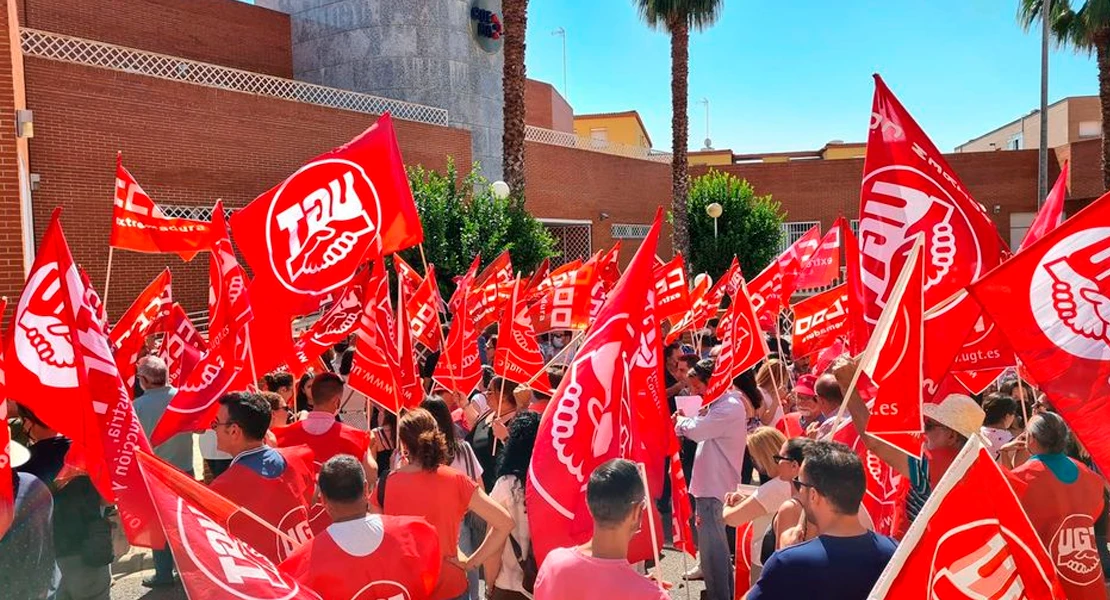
[109,547,707,600]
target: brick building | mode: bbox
[0,0,1103,323]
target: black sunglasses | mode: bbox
[791,478,816,493]
[773,454,796,463]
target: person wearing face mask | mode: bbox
[834,358,983,529]
[534,459,668,600]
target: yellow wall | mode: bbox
[573,115,651,148]
[822,145,866,160]
[689,150,733,166]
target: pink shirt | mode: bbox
[534,547,668,600]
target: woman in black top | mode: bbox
[466,376,522,492]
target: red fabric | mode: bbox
[668,452,697,557]
[748,260,784,332]
[159,305,207,390]
[348,260,406,412]
[863,241,924,455]
[790,284,849,359]
[493,280,552,395]
[395,281,423,410]
[110,269,172,391]
[470,251,515,333]
[432,283,483,396]
[733,521,755,600]
[524,258,551,297]
[861,75,1007,403]
[448,255,481,315]
[111,155,212,261]
[653,254,692,324]
[209,447,316,563]
[953,369,1006,395]
[529,259,599,333]
[843,219,869,355]
[868,443,1065,600]
[231,113,421,314]
[947,313,1017,377]
[776,412,805,439]
[795,217,845,290]
[527,259,580,302]
[1008,459,1107,599]
[0,313,10,540]
[290,270,369,372]
[383,466,477,600]
[393,254,424,301]
[526,209,664,567]
[777,224,820,301]
[139,452,318,600]
[407,265,444,351]
[665,275,711,343]
[705,277,769,402]
[831,418,905,537]
[1021,161,1069,252]
[968,191,1110,477]
[279,515,440,600]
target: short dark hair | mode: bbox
[311,372,345,405]
[664,342,682,361]
[264,371,294,392]
[488,377,522,408]
[318,455,365,503]
[781,436,814,464]
[678,354,699,370]
[815,374,844,405]
[689,359,714,384]
[218,392,272,441]
[982,394,1018,427]
[801,441,865,515]
[586,459,645,527]
[481,365,496,389]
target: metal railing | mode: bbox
[20,28,450,127]
[525,125,672,163]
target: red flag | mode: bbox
[868,439,1065,599]
[653,254,692,324]
[862,238,924,455]
[112,154,212,261]
[953,369,1006,395]
[407,265,443,351]
[734,521,755,600]
[529,260,598,333]
[448,255,481,314]
[6,212,111,495]
[476,250,514,290]
[748,261,784,332]
[795,217,844,290]
[778,224,821,301]
[790,284,849,359]
[528,259,581,301]
[831,417,906,537]
[159,303,207,388]
[348,260,406,413]
[968,191,1110,476]
[0,299,11,541]
[665,273,711,343]
[668,453,697,558]
[524,258,551,296]
[80,269,109,332]
[393,254,423,300]
[705,277,769,402]
[290,271,369,372]
[433,286,483,396]
[138,453,319,600]
[395,280,423,411]
[230,113,421,312]
[947,313,1016,375]
[494,280,552,396]
[209,200,253,348]
[110,269,172,391]
[471,279,514,334]
[526,209,664,566]
[812,336,849,376]
[861,75,1006,397]
[843,219,869,355]
[1020,161,1068,252]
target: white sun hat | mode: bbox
[9,441,30,469]
[923,394,986,439]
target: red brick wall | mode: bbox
[25,58,472,318]
[0,1,28,317]
[1059,138,1104,212]
[693,148,1047,246]
[19,0,293,77]
[525,141,673,265]
[525,79,554,129]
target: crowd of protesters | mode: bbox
[2,321,1107,600]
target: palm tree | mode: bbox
[1020,0,1110,190]
[636,0,725,259]
[502,0,529,199]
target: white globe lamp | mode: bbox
[491,180,511,200]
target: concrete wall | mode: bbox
[256,0,504,180]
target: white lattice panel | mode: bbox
[779,221,820,253]
[526,125,671,163]
[543,222,592,266]
[610,223,651,239]
[160,204,233,221]
[21,29,449,127]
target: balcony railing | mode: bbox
[525,125,672,163]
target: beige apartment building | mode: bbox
[956,96,1101,153]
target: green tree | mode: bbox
[1019,0,1110,189]
[635,0,726,261]
[686,169,784,281]
[400,159,557,297]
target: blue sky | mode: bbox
[525,1,1099,153]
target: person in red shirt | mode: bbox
[1006,412,1107,600]
[208,392,316,564]
[777,374,818,439]
[272,372,376,533]
[384,408,515,600]
[533,458,668,600]
[280,455,442,600]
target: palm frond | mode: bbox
[633,0,725,32]
[1017,0,1110,54]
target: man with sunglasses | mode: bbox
[209,392,317,564]
[747,441,896,600]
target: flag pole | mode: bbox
[416,244,465,401]
[637,463,665,587]
[1015,363,1031,427]
[492,376,508,454]
[103,246,115,313]
[521,330,584,388]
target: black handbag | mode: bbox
[507,534,537,594]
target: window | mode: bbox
[780,221,820,252]
[611,223,651,239]
[590,128,608,142]
[1009,212,1036,250]
[1007,132,1023,150]
[159,204,233,221]
[850,219,860,237]
[1079,120,1101,139]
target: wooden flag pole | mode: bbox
[521,330,584,388]
[103,247,115,313]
